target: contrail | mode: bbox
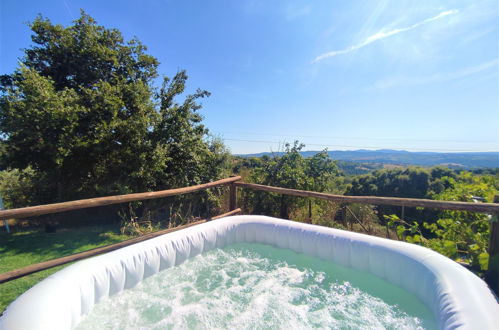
[313,9,458,63]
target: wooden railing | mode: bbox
[0,209,241,284]
[230,181,499,294]
[233,182,499,212]
[0,176,242,220]
[1,176,498,293]
[0,176,242,284]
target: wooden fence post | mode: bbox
[0,195,9,233]
[229,183,237,211]
[341,204,348,228]
[486,195,499,295]
[205,194,210,219]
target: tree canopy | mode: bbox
[347,167,457,224]
[242,141,343,219]
[387,171,498,271]
[0,11,229,208]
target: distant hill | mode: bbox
[237,149,499,168]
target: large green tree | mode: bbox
[0,12,229,210]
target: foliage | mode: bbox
[0,167,38,208]
[336,161,383,176]
[347,166,457,225]
[241,141,343,219]
[304,149,342,192]
[349,167,435,198]
[387,172,497,271]
[0,11,230,222]
[1,12,159,201]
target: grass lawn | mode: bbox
[0,225,131,314]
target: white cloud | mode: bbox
[368,58,499,90]
[313,9,458,63]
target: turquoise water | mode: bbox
[76,243,436,329]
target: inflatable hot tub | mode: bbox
[0,216,497,329]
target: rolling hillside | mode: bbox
[238,149,499,168]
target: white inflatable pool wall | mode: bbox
[0,216,497,329]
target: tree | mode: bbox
[391,171,497,271]
[304,150,342,219]
[348,167,439,225]
[0,11,230,220]
[305,150,341,192]
[348,167,431,198]
[244,141,342,219]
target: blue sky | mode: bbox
[1,0,498,154]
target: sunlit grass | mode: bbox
[0,225,130,314]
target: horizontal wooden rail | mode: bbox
[208,207,241,220]
[2,177,496,284]
[0,176,241,220]
[235,182,499,213]
[0,208,242,284]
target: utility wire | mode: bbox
[219,131,496,144]
[223,138,499,153]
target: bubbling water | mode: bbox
[76,243,436,329]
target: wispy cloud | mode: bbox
[459,26,498,45]
[313,9,458,63]
[368,58,499,90]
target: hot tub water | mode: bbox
[76,243,436,329]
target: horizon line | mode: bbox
[234,148,499,155]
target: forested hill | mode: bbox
[238,149,499,168]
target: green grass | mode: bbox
[0,225,131,314]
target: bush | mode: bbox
[0,167,38,209]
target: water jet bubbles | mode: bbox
[76,243,435,330]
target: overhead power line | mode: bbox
[219,131,496,144]
[223,138,499,153]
